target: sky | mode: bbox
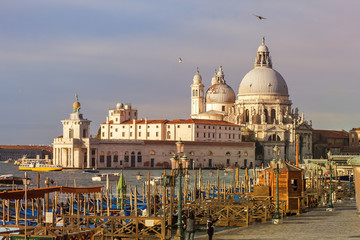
[0,0,359,145]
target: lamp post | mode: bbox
[326,151,334,211]
[22,172,31,239]
[272,146,282,224]
[170,140,189,240]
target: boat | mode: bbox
[92,173,120,182]
[224,166,234,172]
[0,174,31,185]
[83,169,100,173]
[4,158,15,163]
[145,176,162,186]
[19,162,63,172]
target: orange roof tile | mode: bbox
[0,145,53,151]
[312,130,349,139]
[167,119,239,126]
[121,119,168,124]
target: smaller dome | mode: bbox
[116,103,124,109]
[193,69,202,84]
[124,104,131,110]
[258,44,269,52]
[211,71,217,85]
[206,83,236,104]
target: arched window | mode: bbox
[113,151,118,162]
[245,109,249,123]
[225,152,231,156]
[83,129,87,138]
[69,129,74,138]
[100,151,104,162]
[124,151,129,162]
[271,109,276,123]
[268,134,281,141]
[149,150,155,155]
[196,89,198,96]
[264,109,268,123]
[189,151,195,156]
[137,152,142,163]
[167,131,171,139]
[208,151,213,156]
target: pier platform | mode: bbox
[196,198,360,239]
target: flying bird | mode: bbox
[178,57,183,63]
[253,14,266,20]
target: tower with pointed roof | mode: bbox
[190,68,205,117]
[53,95,91,168]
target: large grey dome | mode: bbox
[206,83,236,103]
[238,67,288,96]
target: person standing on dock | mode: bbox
[207,215,219,240]
[185,212,196,240]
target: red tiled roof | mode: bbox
[101,120,114,124]
[312,129,349,139]
[121,119,168,124]
[167,119,239,126]
[143,140,254,147]
[0,145,53,151]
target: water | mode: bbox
[0,162,249,193]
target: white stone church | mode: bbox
[52,38,312,169]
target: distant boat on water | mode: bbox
[83,169,100,173]
[19,162,63,172]
[92,173,120,182]
[0,174,30,185]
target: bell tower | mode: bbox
[190,68,204,117]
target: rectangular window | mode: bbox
[102,132,105,137]
[91,149,96,155]
[197,133,199,137]
[120,161,123,165]
[222,106,225,111]
[114,155,118,162]
[291,179,298,191]
[147,132,150,137]
[219,133,221,138]
[188,125,191,128]
[122,132,125,137]
[225,127,227,130]
[139,132,141,137]
[203,133,206,137]
[130,132,133,137]
[124,155,129,162]
[110,132,113,137]
[115,128,118,132]
[208,133,210,138]
[100,155,104,162]
[156,132,159,137]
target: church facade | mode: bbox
[53,101,255,169]
[190,38,313,164]
[52,37,312,169]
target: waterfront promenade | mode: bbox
[196,199,360,240]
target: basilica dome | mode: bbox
[238,37,289,97]
[238,67,288,96]
[206,83,236,103]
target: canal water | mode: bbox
[0,162,249,192]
